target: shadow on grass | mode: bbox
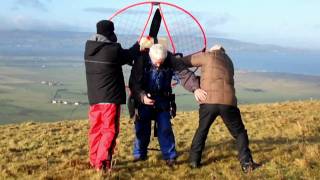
[47,136,320,173]
[177,136,320,167]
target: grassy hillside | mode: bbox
[1,100,320,179]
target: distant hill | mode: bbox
[0,30,313,56]
[0,30,89,56]
[1,30,319,75]
[0,100,319,179]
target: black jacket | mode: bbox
[129,52,199,104]
[84,37,139,105]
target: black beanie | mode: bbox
[96,20,117,42]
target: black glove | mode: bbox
[170,94,177,118]
[170,102,177,118]
[127,95,136,118]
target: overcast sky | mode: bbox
[0,0,319,49]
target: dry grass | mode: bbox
[1,100,320,179]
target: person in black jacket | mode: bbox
[129,44,207,167]
[84,20,140,172]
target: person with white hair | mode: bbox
[148,44,168,68]
[129,43,207,167]
[180,45,260,173]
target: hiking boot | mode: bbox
[241,160,261,173]
[133,156,147,162]
[166,159,176,167]
[189,161,200,169]
[102,160,112,172]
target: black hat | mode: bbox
[96,20,117,42]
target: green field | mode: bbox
[1,56,320,124]
[0,57,88,124]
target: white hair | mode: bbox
[209,44,225,52]
[149,44,167,61]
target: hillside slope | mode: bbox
[1,100,320,179]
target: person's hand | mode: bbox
[194,88,207,103]
[139,36,154,51]
[143,93,155,105]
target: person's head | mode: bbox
[96,20,117,42]
[209,44,225,53]
[149,44,168,68]
[158,37,169,50]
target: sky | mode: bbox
[0,0,319,49]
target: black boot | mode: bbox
[101,160,112,172]
[189,161,200,169]
[241,160,261,173]
[166,159,176,167]
[133,156,147,162]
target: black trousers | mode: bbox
[189,104,252,164]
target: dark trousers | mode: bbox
[133,105,177,160]
[190,104,252,164]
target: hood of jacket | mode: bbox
[89,34,112,42]
[85,34,114,58]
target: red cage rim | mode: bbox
[109,1,207,54]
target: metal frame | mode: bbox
[109,1,207,55]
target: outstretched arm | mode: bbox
[118,42,140,66]
[179,52,204,68]
[170,54,200,92]
[171,57,207,102]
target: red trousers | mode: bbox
[88,104,120,169]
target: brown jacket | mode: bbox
[181,49,237,106]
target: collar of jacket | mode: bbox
[147,56,168,71]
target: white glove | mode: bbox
[143,93,155,105]
[194,88,207,103]
[139,36,154,51]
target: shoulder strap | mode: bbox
[143,53,152,71]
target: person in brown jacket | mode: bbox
[181,45,260,173]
